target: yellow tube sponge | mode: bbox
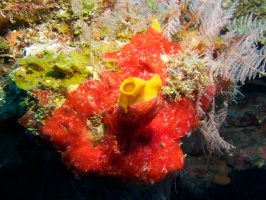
[151,19,162,33]
[118,75,162,113]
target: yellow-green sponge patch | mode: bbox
[11,50,93,91]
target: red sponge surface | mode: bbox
[21,27,215,183]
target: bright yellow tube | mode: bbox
[118,75,162,113]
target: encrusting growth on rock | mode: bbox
[5,0,265,184]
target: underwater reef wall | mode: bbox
[0,0,265,199]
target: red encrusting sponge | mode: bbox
[20,27,215,184]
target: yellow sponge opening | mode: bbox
[118,75,162,113]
